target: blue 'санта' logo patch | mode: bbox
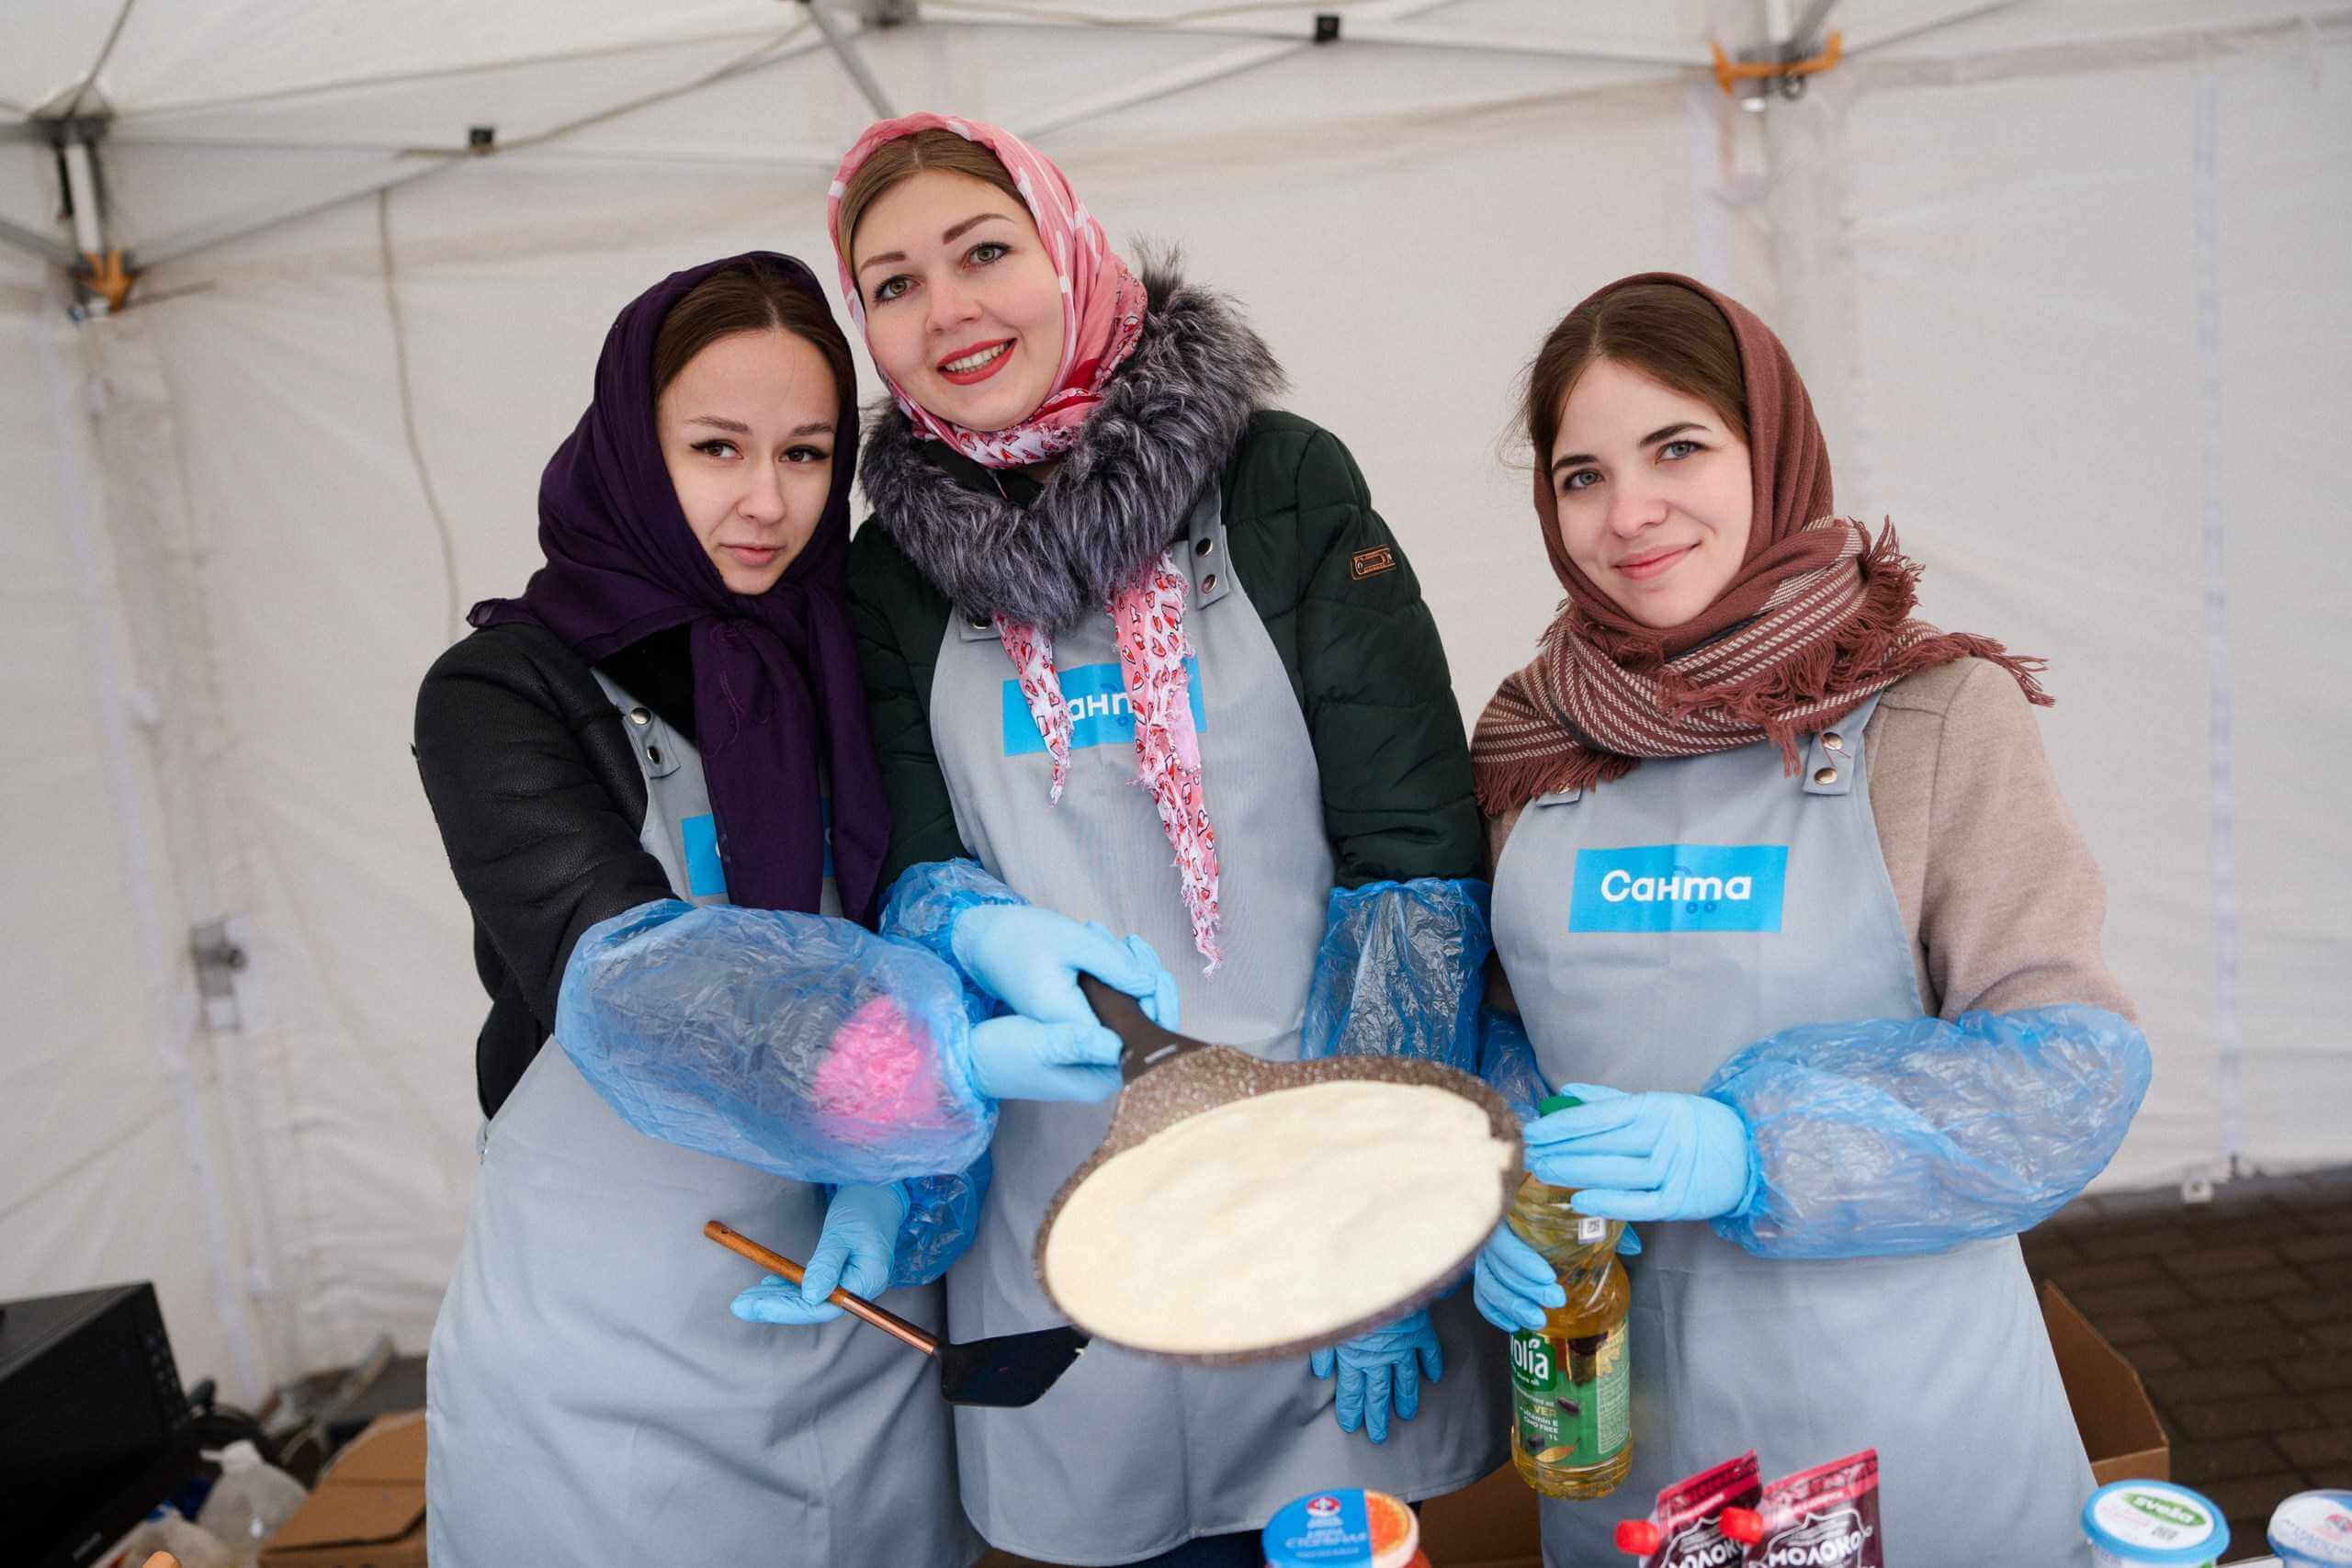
[1568,843,1789,933]
[1003,660,1205,756]
[681,813,728,899]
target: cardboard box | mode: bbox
[1419,1461,1544,1568]
[257,1412,426,1568]
[2041,1280,2170,1485]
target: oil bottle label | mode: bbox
[1510,1322,1629,1468]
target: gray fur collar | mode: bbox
[859,257,1285,631]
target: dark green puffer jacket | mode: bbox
[846,268,1478,894]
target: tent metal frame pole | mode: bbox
[802,1,898,118]
[61,138,106,257]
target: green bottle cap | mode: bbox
[1536,1093,1584,1114]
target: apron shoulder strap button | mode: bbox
[1813,764,1838,785]
[1194,536,1216,556]
[1823,731,1844,751]
[628,706,651,726]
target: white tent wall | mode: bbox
[4,3,2346,1406]
[2,257,271,1401]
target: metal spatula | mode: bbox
[1027,976,1523,1363]
[703,1220,1087,1408]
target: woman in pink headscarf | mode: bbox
[825,116,1510,1567]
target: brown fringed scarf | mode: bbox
[1472,273,2051,814]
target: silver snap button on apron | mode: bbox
[1813,765,1838,784]
[1823,732,1845,751]
[647,745,664,765]
[1194,536,1216,556]
[1202,571,1219,592]
[628,706,650,726]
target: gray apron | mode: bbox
[425,676,978,1568]
[928,489,1509,1563]
[1489,695,2092,1567]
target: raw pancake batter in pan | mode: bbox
[1043,1080,1516,1356]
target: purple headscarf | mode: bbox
[469,252,888,923]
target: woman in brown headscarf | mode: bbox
[1465,275,2150,1565]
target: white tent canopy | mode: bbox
[6,0,2346,1407]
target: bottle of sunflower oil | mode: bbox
[1507,1093,1634,1500]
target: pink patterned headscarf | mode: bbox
[828,112,1148,469]
[830,114,1221,970]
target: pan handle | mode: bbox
[703,1221,938,1357]
[1078,973,1209,1085]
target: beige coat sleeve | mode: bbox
[1863,659,2138,1022]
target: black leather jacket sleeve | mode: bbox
[413,624,673,1102]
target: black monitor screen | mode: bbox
[0,1303,179,1563]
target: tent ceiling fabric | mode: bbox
[4,0,2348,1404]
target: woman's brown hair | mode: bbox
[650,257,854,407]
[1521,282,1749,467]
[833,128,1027,275]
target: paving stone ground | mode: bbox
[2021,1165,2352,1558]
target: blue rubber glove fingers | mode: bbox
[1083,923,1182,1031]
[1528,1091,1756,1223]
[1518,1081,1638,1152]
[1130,933,1181,1032]
[1472,1221,1565,1333]
[966,1016,1124,1103]
[950,905,1168,1023]
[731,1271,839,1326]
[1317,1311,1442,1443]
[733,1181,908,1325]
[800,1181,906,1306]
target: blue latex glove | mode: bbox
[1308,1309,1443,1443]
[1469,1220,1642,1334]
[966,1015,1126,1103]
[729,1181,907,1326]
[1525,1084,1758,1224]
[1472,1222,1566,1333]
[952,905,1179,1028]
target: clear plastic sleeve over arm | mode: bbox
[556,900,997,1188]
[1702,1004,2152,1260]
[1476,1005,1551,1127]
[874,858,1023,1281]
[888,1155,991,1288]
[878,857,1027,1023]
[1301,878,1492,1070]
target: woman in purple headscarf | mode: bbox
[412,254,1169,1565]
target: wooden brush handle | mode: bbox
[702,1220,937,1356]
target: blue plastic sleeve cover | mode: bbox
[878,857,1028,1025]
[1476,1005,1551,1127]
[887,1154,994,1288]
[1300,878,1493,1071]
[1702,1004,2153,1260]
[555,899,997,1188]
